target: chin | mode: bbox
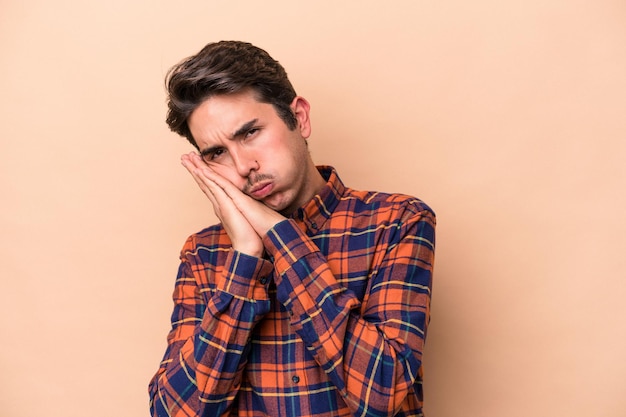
[260,197,283,211]
[264,196,295,215]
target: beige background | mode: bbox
[1,1,625,416]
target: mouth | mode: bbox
[248,181,274,199]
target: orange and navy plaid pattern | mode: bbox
[149,167,436,417]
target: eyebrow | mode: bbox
[199,119,259,157]
[232,119,258,139]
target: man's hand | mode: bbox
[181,153,286,257]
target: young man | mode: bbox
[149,41,436,417]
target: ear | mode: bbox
[290,96,312,139]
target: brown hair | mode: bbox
[165,41,298,148]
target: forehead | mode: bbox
[191,91,272,126]
[188,91,278,148]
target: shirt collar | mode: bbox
[291,166,346,233]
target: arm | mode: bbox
[265,205,435,416]
[171,156,435,414]
[148,154,283,416]
[148,235,273,417]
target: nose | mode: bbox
[231,148,259,178]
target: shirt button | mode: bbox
[259,277,267,285]
[292,375,300,384]
[310,222,318,229]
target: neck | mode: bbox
[280,163,327,216]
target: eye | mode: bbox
[212,148,226,158]
[202,147,226,162]
[244,128,259,139]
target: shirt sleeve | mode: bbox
[148,235,274,417]
[264,205,436,416]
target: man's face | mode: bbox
[188,90,317,215]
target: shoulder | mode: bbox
[342,187,435,223]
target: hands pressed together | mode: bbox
[181,153,286,258]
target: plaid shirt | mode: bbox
[149,166,436,417]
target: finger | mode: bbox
[181,156,212,196]
[197,170,265,255]
[186,162,248,224]
[180,155,248,209]
[198,165,248,204]
[198,166,286,235]
[181,152,207,177]
[181,155,225,218]
[180,154,264,255]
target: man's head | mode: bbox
[166,41,298,148]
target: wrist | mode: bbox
[232,241,264,258]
